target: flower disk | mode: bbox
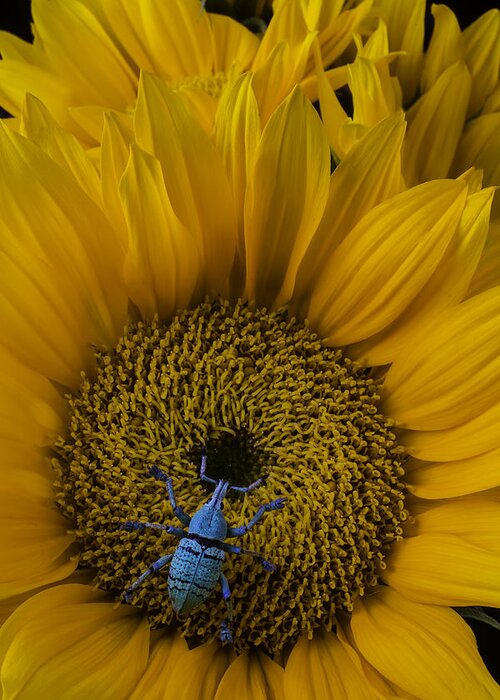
[52,300,408,653]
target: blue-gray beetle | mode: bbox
[122,448,286,643]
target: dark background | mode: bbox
[1,0,500,41]
[0,0,499,684]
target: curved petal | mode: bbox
[244,87,330,307]
[376,0,425,104]
[403,60,471,186]
[0,469,77,599]
[463,9,500,117]
[410,499,500,553]
[21,94,102,204]
[406,448,500,499]
[0,123,127,386]
[209,13,259,73]
[349,185,494,366]
[31,0,136,106]
[215,650,284,700]
[129,633,188,700]
[213,73,261,273]
[162,641,235,700]
[120,145,200,321]
[295,113,406,315]
[0,584,150,699]
[0,345,64,448]
[308,180,467,345]
[382,533,500,607]
[134,72,236,293]
[382,286,500,430]
[350,587,499,699]
[420,4,463,94]
[401,399,500,461]
[283,630,383,700]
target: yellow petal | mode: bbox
[163,642,234,699]
[0,135,128,385]
[135,72,236,292]
[382,533,500,606]
[376,0,425,104]
[209,13,259,73]
[403,60,471,186]
[88,0,156,73]
[312,0,374,69]
[295,112,406,312]
[0,345,64,447]
[252,36,316,126]
[463,9,500,117]
[453,113,500,190]
[0,53,76,135]
[308,180,467,345]
[283,630,382,700]
[410,499,500,553]
[468,220,500,297]
[100,110,134,234]
[420,5,463,94]
[313,39,350,159]
[32,0,136,106]
[253,1,308,66]
[349,185,494,365]
[406,448,500,499]
[21,93,102,204]
[120,145,201,320]
[0,584,149,699]
[129,633,188,700]
[214,74,261,262]
[349,57,393,128]
[0,469,77,599]
[214,651,284,700]
[350,587,499,699]
[136,0,214,80]
[402,399,500,461]
[382,286,500,429]
[244,87,330,307]
[0,220,95,388]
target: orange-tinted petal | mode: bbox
[308,180,467,345]
[284,630,381,700]
[244,87,330,307]
[215,650,284,700]
[162,642,235,700]
[350,587,499,699]
[0,584,150,699]
[382,286,500,429]
[383,533,500,606]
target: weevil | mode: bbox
[122,448,286,643]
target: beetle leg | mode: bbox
[122,521,172,532]
[218,542,277,573]
[122,553,174,602]
[200,446,217,485]
[219,572,233,644]
[150,466,192,527]
[226,498,286,538]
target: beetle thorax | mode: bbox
[188,504,228,540]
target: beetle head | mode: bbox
[188,480,229,540]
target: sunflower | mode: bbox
[0,0,373,143]
[1,73,499,698]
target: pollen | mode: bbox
[167,71,228,98]
[52,300,408,654]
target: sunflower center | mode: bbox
[167,71,228,98]
[52,300,408,654]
